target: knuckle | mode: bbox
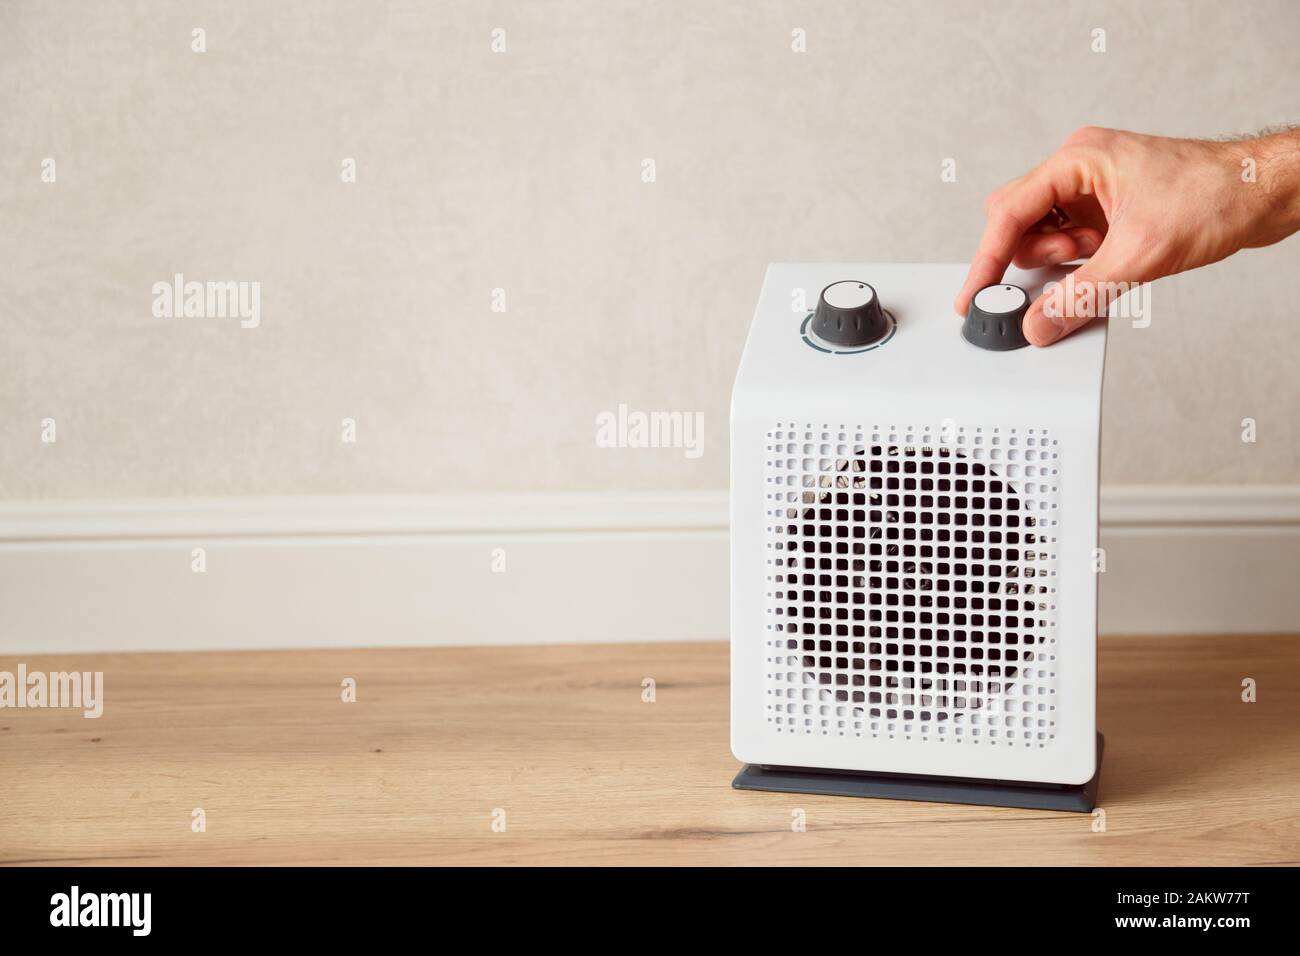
[1056,143,1101,175]
[983,182,1017,217]
[1064,125,1110,147]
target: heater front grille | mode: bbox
[763,423,1061,748]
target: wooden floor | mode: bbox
[1,635,1297,866]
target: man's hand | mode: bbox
[954,126,1300,345]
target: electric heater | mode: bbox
[730,263,1107,811]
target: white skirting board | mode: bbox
[1,486,1298,653]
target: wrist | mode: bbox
[1244,129,1300,241]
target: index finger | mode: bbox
[952,151,1093,315]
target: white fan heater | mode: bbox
[730,263,1107,811]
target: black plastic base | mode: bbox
[733,733,1104,812]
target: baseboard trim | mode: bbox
[0,491,732,541]
[1,486,1297,653]
[1098,484,1300,528]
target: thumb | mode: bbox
[1023,245,1130,346]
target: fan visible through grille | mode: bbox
[763,424,1061,747]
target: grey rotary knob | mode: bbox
[812,281,889,347]
[963,283,1031,351]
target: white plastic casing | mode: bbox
[730,263,1107,785]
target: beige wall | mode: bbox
[3,0,1298,499]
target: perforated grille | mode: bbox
[763,423,1061,747]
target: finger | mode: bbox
[953,150,1096,315]
[1012,226,1106,268]
[1022,243,1128,346]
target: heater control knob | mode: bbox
[812,281,889,348]
[963,283,1031,351]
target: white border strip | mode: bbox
[3,485,1298,542]
[0,491,729,541]
[1099,485,1300,528]
[0,486,1296,651]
